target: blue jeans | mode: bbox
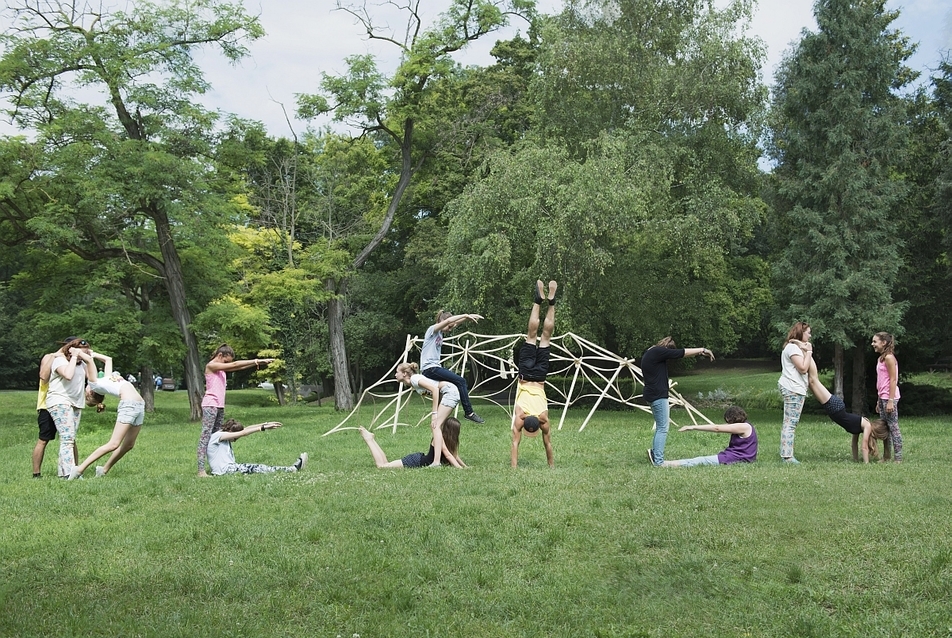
[650,398,670,465]
[422,367,474,415]
[675,454,720,468]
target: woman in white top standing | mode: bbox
[46,337,97,477]
[778,322,813,464]
[69,352,146,479]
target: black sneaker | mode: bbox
[647,448,656,466]
[294,453,308,471]
[465,412,485,424]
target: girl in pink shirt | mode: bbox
[197,344,274,477]
[872,332,903,462]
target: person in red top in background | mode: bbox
[196,344,274,477]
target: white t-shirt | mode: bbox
[46,355,87,408]
[89,372,129,398]
[207,431,236,475]
[778,342,809,395]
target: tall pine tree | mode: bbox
[767,0,914,407]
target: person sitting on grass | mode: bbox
[207,419,307,475]
[659,406,757,468]
[511,280,557,468]
[358,418,466,469]
[805,358,889,463]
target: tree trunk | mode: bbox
[141,364,155,413]
[274,383,286,406]
[851,346,866,414]
[327,277,353,411]
[833,343,845,398]
[151,204,204,421]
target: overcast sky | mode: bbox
[2,0,951,138]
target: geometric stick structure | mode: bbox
[323,330,712,436]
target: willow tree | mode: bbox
[443,0,770,355]
[767,0,913,403]
[0,0,264,419]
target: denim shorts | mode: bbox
[117,400,146,426]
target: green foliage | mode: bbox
[767,0,913,349]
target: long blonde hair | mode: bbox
[441,417,461,456]
[866,418,889,458]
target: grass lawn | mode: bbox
[1,370,950,637]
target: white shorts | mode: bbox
[116,400,145,426]
[439,384,460,409]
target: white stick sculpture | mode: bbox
[324,331,713,435]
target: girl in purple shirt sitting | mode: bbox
[658,406,757,468]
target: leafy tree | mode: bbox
[890,69,952,370]
[295,0,534,409]
[767,0,914,405]
[0,0,264,419]
[443,0,770,355]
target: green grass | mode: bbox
[2,383,950,637]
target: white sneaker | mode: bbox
[95,466,105,477]
[294,453,308,472]
[67,466,82,481]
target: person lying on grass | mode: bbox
[358,418,466,469]
[207,419,307,475]
[658,406,757,468]
[805,358,889,463]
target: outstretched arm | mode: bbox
[216,422,282,442]
[91,352,113,378]
[431,313,483,332]
[206,357,275,373]
[679,423,751,435]
[684,347,715,361]
[806,359,832,403]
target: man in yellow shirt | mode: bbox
[511,280,557,468]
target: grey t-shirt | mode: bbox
[207,431,236,475]
[420,325,443,371]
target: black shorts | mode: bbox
[401,452,425,468]
[518,342,550,383]
[37,409,56,441]
[823,395,863,435]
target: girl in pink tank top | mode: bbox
[196,344,275,477]
[871,332,903,462]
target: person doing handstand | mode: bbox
[804,357,889,463]
[358,418,466,469]
[659,406,757,467]
[511,280,557,468]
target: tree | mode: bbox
[767,0,914,407]
[442,0,770,355]
[0,0,264,419]
[295,0,534,409]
